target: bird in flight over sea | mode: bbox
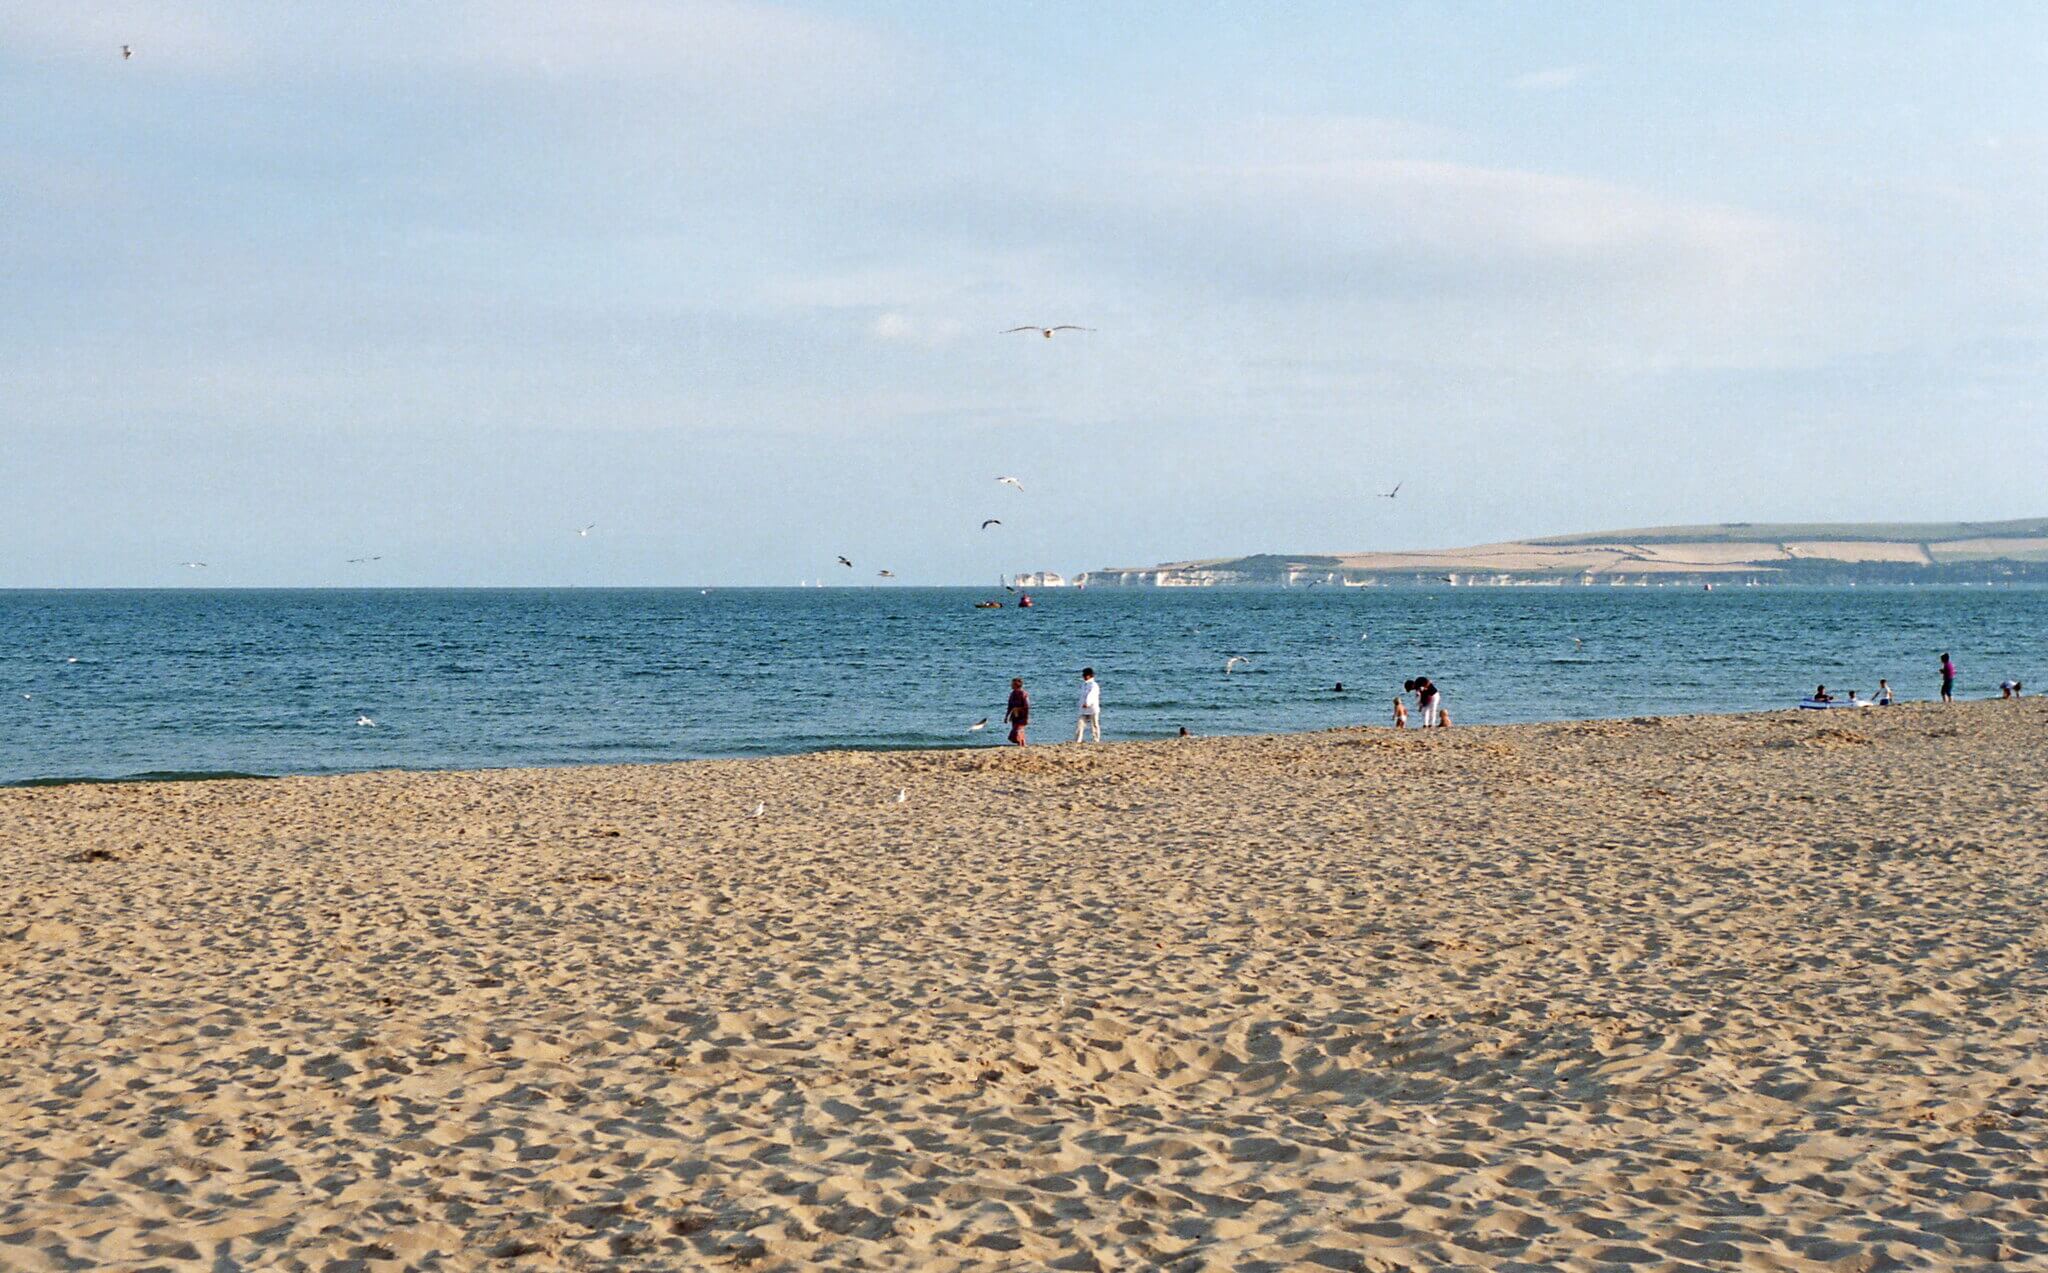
[1379,482,1402,499]
[346,555,382,564]
[575,524,595,537]
[121,45,132,60]
[996,476,1024,492]
[968,718,989,732]
[355,714,376,727]
[980,519,1001,530]
[837,556,853,569]
[877,569,896,578]
[1003,325,1094,339]
[180,561,207,569]
[1224,656,1251,673]
[1573,636,1584,650]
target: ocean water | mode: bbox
[2,586,2042,785]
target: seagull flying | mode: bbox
[575,524,595,537]
[346,555,382,564]
[968,718,989,732]
[1003,325,1095,339]
[65,657,79,663]
[996,476,1024,492]
[1224,656,1251,674]
[837,556,853,569]
[180,561,207,569]
[121,45,132,60]
[1379,482,1403,499]
[980,519,1001,530]
[355,714,376,727]
[877,569,895,579]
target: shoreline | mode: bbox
[2,696,2017,790]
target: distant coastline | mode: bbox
[1084,517,2048,588]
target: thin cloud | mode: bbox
[866,311,966,348]
[0,0,899,108]
[1512,65,1588,91]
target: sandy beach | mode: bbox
[4,701,2046,1270]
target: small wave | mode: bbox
[7,769,276,788]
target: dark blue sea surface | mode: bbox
[2,587,2042,784]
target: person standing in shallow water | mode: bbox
[1004,678,1030,746]
[1940,652,1956,703]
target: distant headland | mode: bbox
[1081,518,2048,588]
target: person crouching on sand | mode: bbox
[1005,678,1030,745]
[1392,696,1408,729]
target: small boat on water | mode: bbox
[975,600,1004,609]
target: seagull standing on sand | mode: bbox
[895,788,907,804]
[1224,656,1251,674]
[996,476,1024,492]
[1003,325,1094,339]
[751,802,765,818]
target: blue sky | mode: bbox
[3,3,2044,585]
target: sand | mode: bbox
[4,701,2047,1270]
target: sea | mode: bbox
[2,586,2043,785]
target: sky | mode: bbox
[3,2,2044,586]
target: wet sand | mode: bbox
[4,701,2046,1270]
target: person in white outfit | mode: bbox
[1075,667,1102,742]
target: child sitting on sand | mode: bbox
[1392,697,1408,729]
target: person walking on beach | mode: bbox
[1392,696,1408,729]
[1875,679,1894,706]
[1075,667,1102,743]
[1940,652,1956,703]
[1005,678,1030,745]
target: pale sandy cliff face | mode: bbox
[1097,520,2048,583]
[4,702,2047,1269]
